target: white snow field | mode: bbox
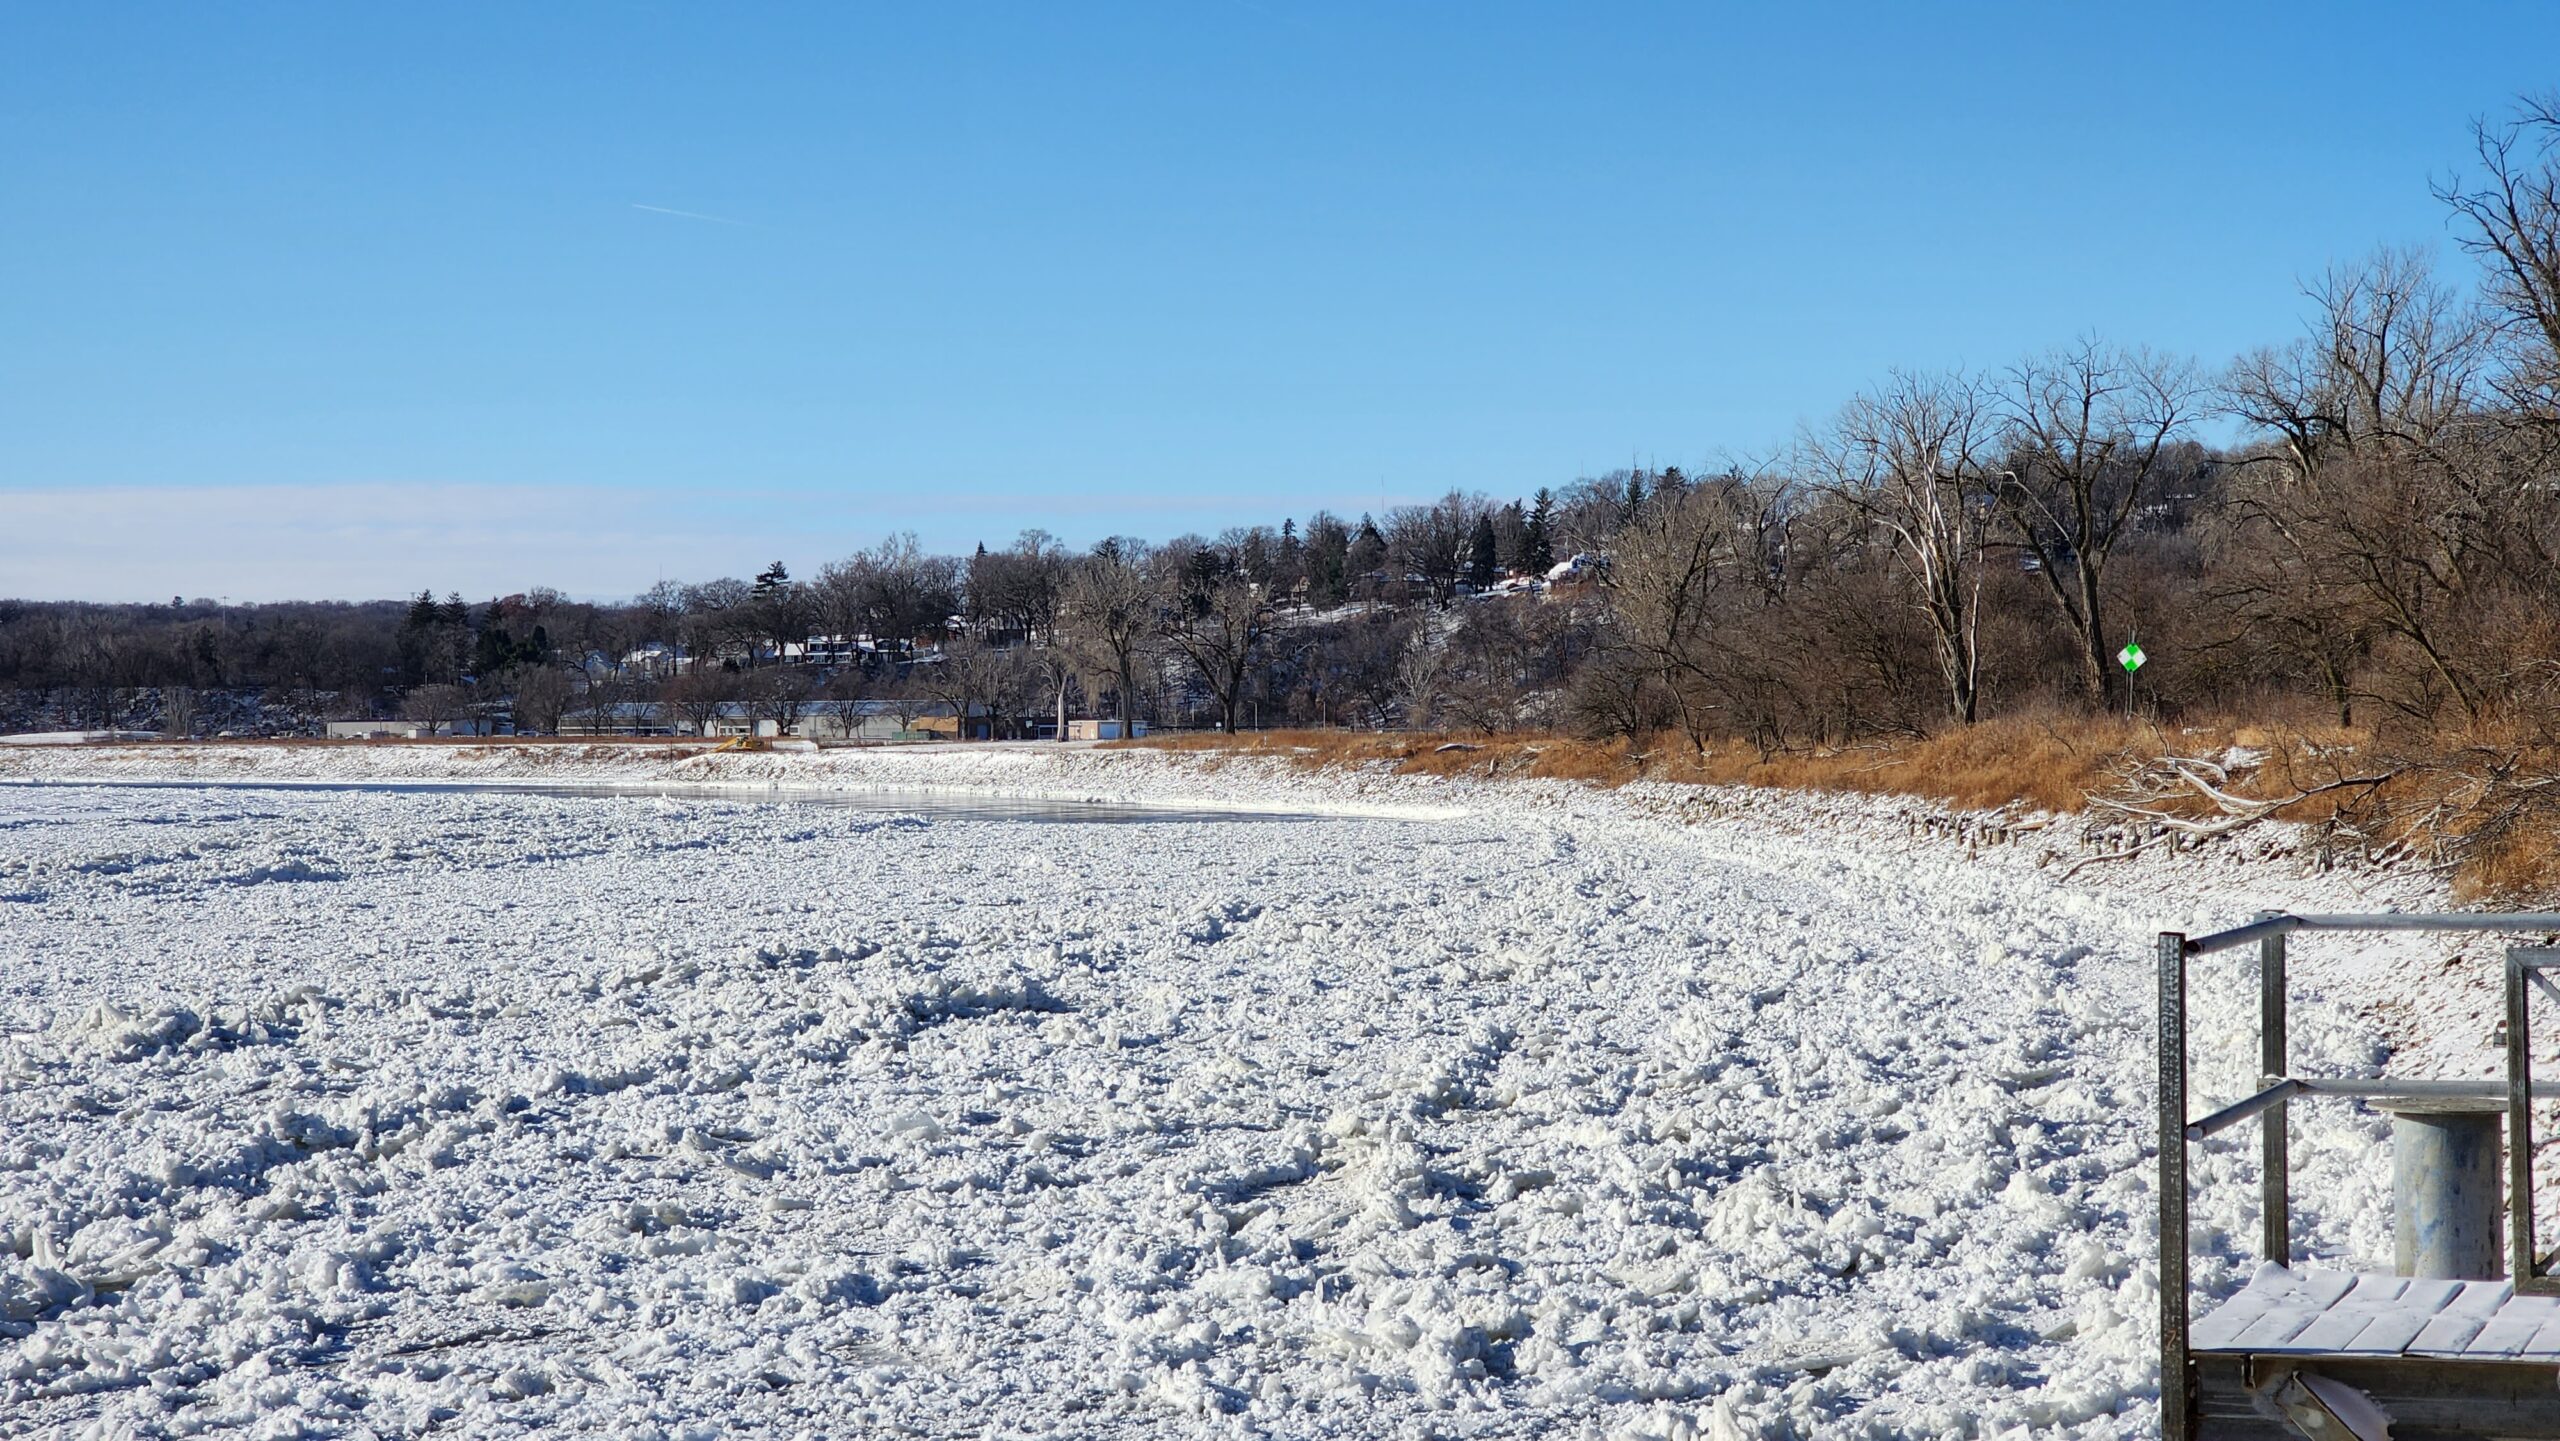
[0,744,2465,1437]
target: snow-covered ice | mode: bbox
[0,744,2461,1436]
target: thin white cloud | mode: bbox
[630,202,756,228]
[0,481,1388,602]
[0,484,771,603]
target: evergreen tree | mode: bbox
[1524,489,1557,574]
[1186,543,1224,594]
[1466,511,1499,588]
[1494,500,1528,572]
[1275,518,1304,596]
[472,601,517,677]
[1346,514,1387,583]
[1304,513,1351,606]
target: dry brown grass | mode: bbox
[1123,715,2245,812]
[1125,716,2560,901]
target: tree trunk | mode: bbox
[2076,562,2113,709]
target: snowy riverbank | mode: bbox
[0,741,2500,1436]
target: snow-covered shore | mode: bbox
[0,741,2493,1436]
[0,741,1481,824]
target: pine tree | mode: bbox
[1466,512,1499,588]
[1494,500,1527,572]
[1346,514,1387,584]
[1524,489,1557,574]
[1304,513,1351,606]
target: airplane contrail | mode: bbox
[630,203,755,227]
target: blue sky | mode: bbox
[6,2,2557,602]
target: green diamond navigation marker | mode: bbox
[2118,641,2147,674]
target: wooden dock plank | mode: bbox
[2337,1272,2411,1307]
[2297,1270,2359,1309]
[2465,1315,2547,1358]
[2285,1304,2398,1353]
[2408,1311,2491,1356]
[2516,1314,2560,1359]
[2443,1278,2517,1315]
[2187,1268,2544,1358]
[2398,1277,2466,1314]
[2459,1294,2560,1358]
[2227,1305,2327,1349]
[2189,1294,2278,1351]
[2337,1306,2447,1356]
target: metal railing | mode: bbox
[2158,911,2560,1441]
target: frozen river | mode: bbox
[0,777,2395,1437]
[1,778,1331,826]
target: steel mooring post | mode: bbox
[2384,1101,2506,1280]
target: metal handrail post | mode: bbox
[2160,931,2191,1440]
[2261,914,2289,1265]
[2508,948,2560,1294]
[2510,950,2530,1287]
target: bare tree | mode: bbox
[743,666,816,735]
[676,578,756,671]
[917,639,1012,741]
[966,530,1069,645]
[2439,95,2560,420]
[1025,643,1078,741]
[159,685,197,739]
[510,666,574,734]
[2217,249,2540,724]
[820,666,872,741]
[1601,477,1770,747]
[399,683,470,735]
[571,671,631,735]
[880,674,939,739]
[1392,626,1446,729]
[815,535,963,664]
[1991,339,2202,709]
[662,669,736,737]
[1384,492,1482,603]
[1062,542,1156,737]
[1803,369,1998,724]
[1157,549,1273,734]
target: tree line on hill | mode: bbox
[4,99,2557,754]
